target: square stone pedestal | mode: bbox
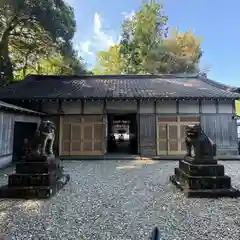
[0,155,70,199]
[170,158,240,198]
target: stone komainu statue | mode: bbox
[38,120,56,156]
[185,124,216,161]
[29,120,56,157]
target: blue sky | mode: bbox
[66,0,240,86]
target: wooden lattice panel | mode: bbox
[62,124,71,141]
[83,141,93,152]
[158,116,177,122]
[179,116,200,122]
[62,116,82,123]
[158,124,167,138]
[94,124,102,141]
[93,141,102,151]
[168,125,178,139]
[71,141,82,152]
[60,115,105,156]
[157,115,200,155]
[93,124,103,151]
[157,124,167,154]
[62,141,70,154]
[61,123,71,155]
[70,124,82,155]
[71,124,81,141]
[83,115,102,123]
[167,125,178,154]
[83,125,93,140]
[158,141,167,151]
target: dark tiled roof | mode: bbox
[0,74,240,100]
[0,100,44,115]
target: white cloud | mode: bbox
[77,10,137,68]
[78,12,121,68]
[79,41,93,56]
[92,12,115,49]
[122,10,135,21]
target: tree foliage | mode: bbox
[120,0,168,74]
[93,0,204,75]
[144,29,203,74]
[0,0,86,84]
[93,45,122,74]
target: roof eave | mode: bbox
[0,101,45,115]
[0,96,239,101]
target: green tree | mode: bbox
[0,0,78,83]
[93,45,122,74]
[14,52,87,79]
[163,29,203,73]
[119,0,168,73]
[144,29,203,74]
[118,0,203,74]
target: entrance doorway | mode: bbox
[12,122,38,162]
[107,113,138,154]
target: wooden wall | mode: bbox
[0,110,41,168]
[40,99,237,156]
[139,115,156,156]
[201,115,238,155]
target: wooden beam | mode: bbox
[103,99,107,115]
[137,99,140,114]
[38,100,43,112]
[154,100,157,115]
[232,99,236,114]
[59,115,62,156]
[199,99,202,114]
[176,100,179,114]
[57,100,63,114]
[216,100,219,114]
[137,99,141,155]
[81,99,84,121]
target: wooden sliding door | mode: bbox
[157,116,200,155]
[60,115,106,156]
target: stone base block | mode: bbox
[0,174,70,199]
[24,153,56,162]
[170,175,240,198]
[174,168,231,189]
[8,169,63,187]
[16,160,61,174]
[184,156,218,165]
[179,160,224,177]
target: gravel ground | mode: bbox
[0,159,240,240]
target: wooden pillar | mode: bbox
[38,100,43,113]
[232,99,236,115]
[154,100,157,156]
[199,99,202,114]
[216,99,219,114]
[81,99,84,121]
[103,99,107,153]
[176,99,179,114]
[137,99,140,155]
[58,100,63,156]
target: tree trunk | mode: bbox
[0,32,13,85]
[22,50,31,77]
[0,16,19,85]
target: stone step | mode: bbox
[170,175,240,198]
[179,160,225,177]
[0,174,70,199]
[174,168,231,190]
[16,161,61,174]
[8,170,63,187]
